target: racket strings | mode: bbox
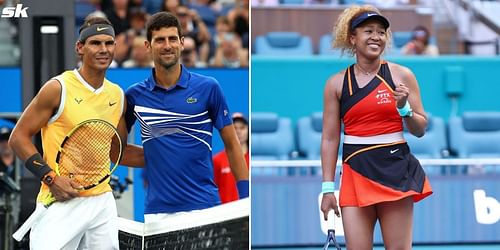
[58,121,119,187]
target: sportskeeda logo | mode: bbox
[473,189,500,224]
[1,4,29,18]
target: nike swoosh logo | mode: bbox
[377,89,387,93]
[33,160,44,167]
[109,101,117,106]
[97,27,109,32]
[367,13,377,17]
[390,149,399,154]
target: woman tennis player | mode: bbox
[320,5,433,250]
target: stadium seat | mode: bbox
[318,34,343,57]
[392,31,413,48]
[404,114,447,175]
[448,112,500,174]
[75,0,97,27]
[254,32,313,56]
[251,112,295,175]
[280,0,304,4]
[296,112,344,176]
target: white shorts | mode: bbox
[30,192,118,250]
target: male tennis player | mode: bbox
[9,15,143,249]
[125,12,249,222]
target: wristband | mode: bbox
[322,181,335,194]
[236,180,249,199]
[397,101,412,117]
[25,153,53,180]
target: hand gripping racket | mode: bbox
[13,119,123,241]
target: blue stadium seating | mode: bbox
[280,0,305,4]
[392,31,413,48]
[297,112,323,160]
[449,112,500,174]
[296,112,343,176]
[254,32,313,56]
[251,112,295,175]
[75,0,97,27]
[404,114,447,175]
[318,34,343,57]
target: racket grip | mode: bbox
[12,206,47,241]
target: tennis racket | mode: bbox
[13,119,123,241]
[323,229,341,250]
[323,209,342,250]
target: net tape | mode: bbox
[118,198,249,250]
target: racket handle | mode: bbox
[12,206,48,241]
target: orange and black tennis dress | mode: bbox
[338,61,432,207]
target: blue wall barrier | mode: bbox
[251,174,500,246]
[0,67,249,222]
[251,56,500,124]
[0,68,22,112]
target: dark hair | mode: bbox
[412,25,430,45]
[78,15,113,36]
[146,12,183,42]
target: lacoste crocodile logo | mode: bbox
[186,97,197,104]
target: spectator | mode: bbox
[0,127,14,177]
[227,0,249,49]
[104,0,133,64]
[161,0,180,13]
[213,113,249,204]
[176,5,211,63]
[127,7,148,38]
[103,0,131,35]
[122,36,153,67]
[211,32,248,68]
[401,26,439,56]
[182,36,207,68]
[214,16,233,47]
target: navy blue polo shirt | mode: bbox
[125,65,233,214]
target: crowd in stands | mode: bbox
[76,0,249,68]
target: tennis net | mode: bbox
[118,198,249,250]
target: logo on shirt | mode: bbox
[221,166,231,174]
[109,101,117,106]
[224,110,228,116]
[390,149,399,154]
[186,97,197,104]
[375,88,391,105]
[74,98,83,104]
